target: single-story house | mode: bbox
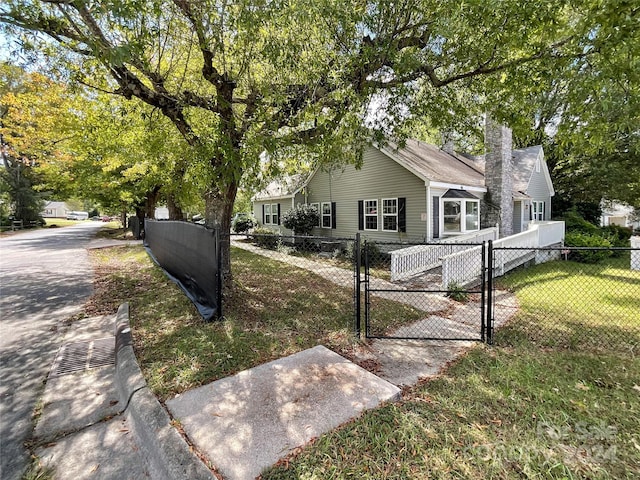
[253,123,555,241]
[41,201,73,218]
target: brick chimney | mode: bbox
[483,117,513,237]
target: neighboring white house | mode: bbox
[601,201,639,230]
[41,201,73,218]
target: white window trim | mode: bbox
[441,198,480,235]
[382,197,398,232]
[264,203,279,225]
[532,201,544,221]
[321,202,332,229]
[310,202,320,227]
[364,199,378,231]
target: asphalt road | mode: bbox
[0,222,103,480]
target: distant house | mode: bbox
[601,202,638,230]
[253,123,555,241]
[41,201,72,218]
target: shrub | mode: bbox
[446,281,469,302]
[564,232,613,263]
[233,216,255,233]
[363,241,389,268]
[562,209,600,235]
[251,227,279,249]
[282,204,319,236]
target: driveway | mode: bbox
[0,222,103,480]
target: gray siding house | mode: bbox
[253,129,555,241]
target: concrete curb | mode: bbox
[115,303,216,480]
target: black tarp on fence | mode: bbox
[144,219,220,320]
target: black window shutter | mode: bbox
[432,196,439,238]
[358,200,364,230]
[277,203,281,225]
[398,197,406,233]
[331,202,336,229]
[262,204,265,224]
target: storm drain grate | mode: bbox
[49,338,115,377]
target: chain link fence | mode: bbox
[492,246,640,351]
[226,233,360,335]
[362,240,488,340]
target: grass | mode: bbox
[86,247,640,478]
[494,255,640,350]
[260,256,640,479]
[43,218,82,227]
[86,245,423,401]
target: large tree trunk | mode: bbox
[144,186,161,219]
[204,183,237,290]
[167,194,184,220]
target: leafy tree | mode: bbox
[0,156,44,224]
[1,0,607,281]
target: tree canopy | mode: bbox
[3,0,632,275]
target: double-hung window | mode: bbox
[264,203,278,225]
[364,199,378,230]
[532,201,544,221]
[382,198,398,232]
[264,204,272,225]
[321,202,332,228]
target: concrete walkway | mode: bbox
[25,236,520,480]
[34,314,150,479]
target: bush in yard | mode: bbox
[601,224,632,250]
[446,281,469,302]
[282,204,319,236]
[233,216,255,233]
[564,232,613,263]
[562,209,600,235]
[251,226,279,249]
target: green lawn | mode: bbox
[86,248,639,478]
[87,245,423,401]
[261,257,640,479]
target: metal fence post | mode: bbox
[354,233,361,338]
[486,240,494,344]
[480,241,486,343]
[216,228,223,320]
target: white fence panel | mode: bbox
[440,222,566,288]
[441,245,483,289]
[390,227,497,282]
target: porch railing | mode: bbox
[441,221,565,288]
[389,227,498,281]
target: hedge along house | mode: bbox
[252,123,555,242]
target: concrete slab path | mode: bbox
[167,345,401,480]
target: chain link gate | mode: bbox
[361,240,491,342]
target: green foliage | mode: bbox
[251,227,279,249]
[562,209,632,258]
[0,157,45,223]
[562,209,601,235]
[446,281,469,302]
[232,215,255,234]
[564,232,613,264]
[282,204,319,236]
